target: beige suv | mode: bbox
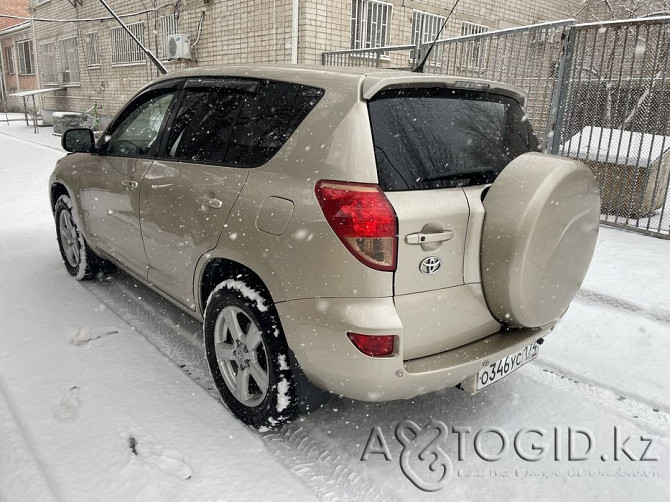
[50,65,600,429]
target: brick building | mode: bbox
[0,0,38,107]
[15,0,583,119]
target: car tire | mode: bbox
[54,195,115,280]
[204,279,299,430]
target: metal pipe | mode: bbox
[98,0,167,74]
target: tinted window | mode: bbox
[164,79,324,166]
[368,88,539,191]
[106,92,175,158]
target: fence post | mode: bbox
[548,26,577,154]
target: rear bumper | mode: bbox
[275,296,555,402]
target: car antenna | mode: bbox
[412,0,462,73]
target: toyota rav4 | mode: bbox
[50,65,600,429]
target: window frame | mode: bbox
[17,40,35,75]
[410,9,446,64]
[84,32,100,67]
[160,13,179,60]
[58,36,80,85]
[110,22,146,65]
[4,46,15,75]
[460,21,490,69]
[350,0,393,52]
[40,42,58,84]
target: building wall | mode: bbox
[28,0,584,117]
[0,0,29,30]
[1,26,38,110]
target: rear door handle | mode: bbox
[196,196,223,209]
[121,179,138,189]
[405,230,454,245]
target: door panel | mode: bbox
[80,156,152,274]
[82,89,177,275]
[140,161,248,308]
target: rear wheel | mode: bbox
[54,195,115,280]
[204,280,299,429]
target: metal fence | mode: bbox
[321,44,419,69]
[551,16,670,237]
[321,16,670,238]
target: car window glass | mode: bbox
[368,88,540,191]
[165,89,245,163]
[165,79,324,167]
[106,92,174,158]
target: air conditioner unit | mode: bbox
[167,34,191,60]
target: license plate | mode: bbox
[476,341,539,391]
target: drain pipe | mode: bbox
[291,0,298,64]
[98,0,167,74]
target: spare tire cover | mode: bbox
[481,152,600,328]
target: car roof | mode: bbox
[150,64,528,106]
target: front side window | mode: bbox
[164,79,323,167]
[106,92,175,158]
[351,0,392,50]
[59,36,80,84]
[368,88,539,191]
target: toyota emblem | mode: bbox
[419,256,441,274]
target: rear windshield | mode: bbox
[368,88,539,191]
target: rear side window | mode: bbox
[164,79,324,167]
[368,88,539,191]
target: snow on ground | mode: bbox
[1,120,669,501]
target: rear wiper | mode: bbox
[419,168,497,183]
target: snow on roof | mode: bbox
[561,126,670,167]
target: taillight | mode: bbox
[315,180,397,271]
[347,333,395,357]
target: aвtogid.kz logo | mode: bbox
[360,422,659,492]
[362,420,453,491]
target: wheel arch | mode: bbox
[198,257,274,317]
[50,181,71,214]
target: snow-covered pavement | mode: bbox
[1,121,669,501]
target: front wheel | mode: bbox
[54,195,114,280]
[204,280,299,429]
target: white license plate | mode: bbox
[476,341,539,391]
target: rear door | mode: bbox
[367,86,540,357]
[140,79,254,309]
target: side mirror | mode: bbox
[62,128,96,153]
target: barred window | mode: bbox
[110,22,145,64]
[351,0,392,50]
[460,21,489,68]
[160,13,179,59]
[40,42,57,83]
[411,10,446,63]
[17,40,35,75]
[59,36,80,84]
[4,46,15,75]
[85,32,100,66]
